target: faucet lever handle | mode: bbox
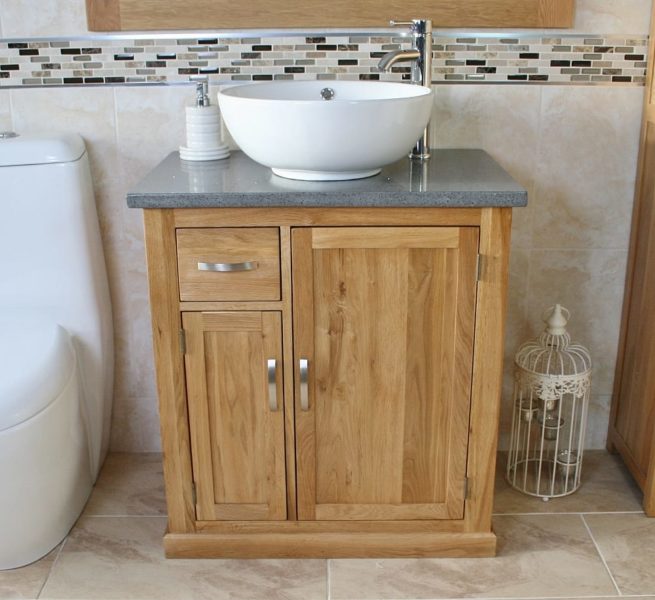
[389,19,432,34]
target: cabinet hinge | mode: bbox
[464,476,470,500]
[191,482,197,505]
[179,329,187,355]
[476,254,483,282]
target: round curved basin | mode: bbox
[217,81,433,181]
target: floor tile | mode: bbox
[0,544,60,600]
[39,516,327,600]
[494,450,643,514]
[85,453,166,516]
[329,514,618,599]
[584,513,655,595]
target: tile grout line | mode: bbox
[326,558,331,600]
[580,514,623,597]
[493,510,644,516]
[36,536,67,599]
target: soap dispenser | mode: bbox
[179,78,230,161]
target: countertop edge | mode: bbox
[127,190,528,209]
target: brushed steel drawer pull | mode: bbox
[267,359,278,412]
[300,358,309,411]
[197,261,258,272]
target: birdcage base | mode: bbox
[506,457,581,499]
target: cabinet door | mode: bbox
[182,311,286,521]
[292,227,479,521]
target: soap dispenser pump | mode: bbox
[195,79,210,107]
[179,77,230,161]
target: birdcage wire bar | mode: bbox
[507,305,592,499]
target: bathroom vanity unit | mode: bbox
[128,150,527,558]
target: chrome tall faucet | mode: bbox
[378,19,433,160]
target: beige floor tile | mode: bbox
[85,453,166,516]
[584,513,655,595]
[494,450,643,514]
[39,516,326,600]
[329,514,617,599]
[0,544,60,600]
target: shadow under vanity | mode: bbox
[128,149,527,558]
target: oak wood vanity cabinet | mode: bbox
[134,150,525,558]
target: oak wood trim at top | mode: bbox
[85,0,121,30]
[171,208,483,228]
[87,0,574,30]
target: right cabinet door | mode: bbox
[292,227,480,521]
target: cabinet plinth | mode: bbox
[143,207,512,558]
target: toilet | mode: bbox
[0,133,114,570]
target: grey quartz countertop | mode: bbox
[127,149,527,208]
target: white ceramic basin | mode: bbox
[217,81,433,181]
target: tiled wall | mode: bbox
[0,0,651,452]
[0,33,648,86]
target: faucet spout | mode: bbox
[382,19,433,160]
[377,49,421,72]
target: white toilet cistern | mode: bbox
[378,18,433,160]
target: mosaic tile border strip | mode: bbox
[0,32,647,87]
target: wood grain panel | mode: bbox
[614,123,655,473]
[293,226,478,521]
[183,311,286,521]
[176,228,280,302]
[165,530,496,558]
[85,0,120,29]
[173,208,483,228]
[312,246,409,507]
[464,207,511,532]
[143,210,196,533]
[164,532,496,558]
[311,227,459,249]
[608,0,655,517]
[88,0,574,30]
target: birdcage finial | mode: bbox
[543,304,569,335]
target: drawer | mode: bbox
[176,228,280,301]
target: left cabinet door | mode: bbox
[182,311,287,521]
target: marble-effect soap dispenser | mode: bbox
[180,78,230,161]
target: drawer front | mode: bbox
[176,228,280,301]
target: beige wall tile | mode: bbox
[9,87,120,248]
[110,395,161,453]
[431,85,540,195]
[587,393,613,449]
[431,85,539,251]
[330,514,617,599]
[575,0,652,33]
[532,86,642,250]
[108,85,193,452]
[0,0,88,37]
[0,93,11,131]
[527,249,628,399]
[41,516,327,599]
[584,513,655,595]
[114,85,190,243]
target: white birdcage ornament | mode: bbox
[507,304,592,499]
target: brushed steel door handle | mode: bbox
[300,358,309,411]
[267,359,278,412]
[197,261,258,272]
